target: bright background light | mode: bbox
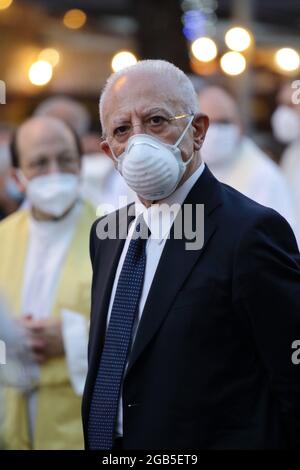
[111,51,137,72]
[38,48,60,67]
[275,48,300,72]
[225,27,252,52]
[28,60,53,86]
[191,37,218,62]
[63,9,87,30]
[220,51,246,76]
[0,0,13,10]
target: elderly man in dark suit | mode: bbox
[82,60,300,450]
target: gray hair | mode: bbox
[99,60,199,130]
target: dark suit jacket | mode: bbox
[82,166,300,449]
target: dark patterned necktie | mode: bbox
[88,218,148,450]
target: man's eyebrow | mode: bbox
[27,154,48,166]
[111,116,131,127]
[57,150,76,157]
[28,150,75,163]
[142,107,171,116]
[112,107,171,123]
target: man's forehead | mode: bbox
[23,133,72,148]
[112,70,176,93]
[199,90,238,121]
[20,137,75,161]
[204,106,235,121]
[18,120,76,154]
[102,73,182,123]
[112,104,175,121]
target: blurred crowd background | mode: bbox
[1,0,300,215]
[0,0,300,450]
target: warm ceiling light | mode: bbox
[29,60,53,86]
[0,0,13,10]
[191,37,218,62]
[275,48,300,72]
[220,51,246,76]
[63,9,87,30]
[38,48,60,67]
[225,27,252,52]
[111,51,137,72]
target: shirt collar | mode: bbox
[134,162,205,244]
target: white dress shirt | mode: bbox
[21,200,89,440]
[105,162,205,437]
[22,201,82,319]
[280,139,300,243]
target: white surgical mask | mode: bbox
[110,115,194,201]
[82,153,113,184]
[201,123,241,166]
[23,172,80,217]
[271,105,300,144]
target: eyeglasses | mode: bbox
[104,112,194,143]
[168,113,193,122]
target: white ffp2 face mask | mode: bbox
[201,123,241,166]
[271,105,300,144]
[110,115,195,201]
[24,173,80,217]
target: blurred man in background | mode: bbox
[35,96,134,213]
[0,116,95,449]
[0,124,22,219]
[199,86,299,245]
[272,80,300,226]
[34,96,91,139]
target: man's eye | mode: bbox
[149,116,167,126]
[60,156,75,165]
[114,125,130,136]
[215,119,232,125]
[35,159,48,167]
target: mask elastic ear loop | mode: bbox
[174,114,194,148]
[109,144,126,175]
[109,145,119,164]
[183,150,195,168]
[16,169,28,187]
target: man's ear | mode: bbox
[100,139,112,157]
[99,139,116,164]
[10,167,26,193]
[192,113,209,151]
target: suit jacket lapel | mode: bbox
[126,166,222,376]
[88,204,135,368]
[84,204,136,428]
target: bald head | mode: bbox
[17,116,78,152]
[34,96,91,137]
[11,116,82,180]
[198,86,241,128]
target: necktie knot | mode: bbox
[131,214,151,241]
